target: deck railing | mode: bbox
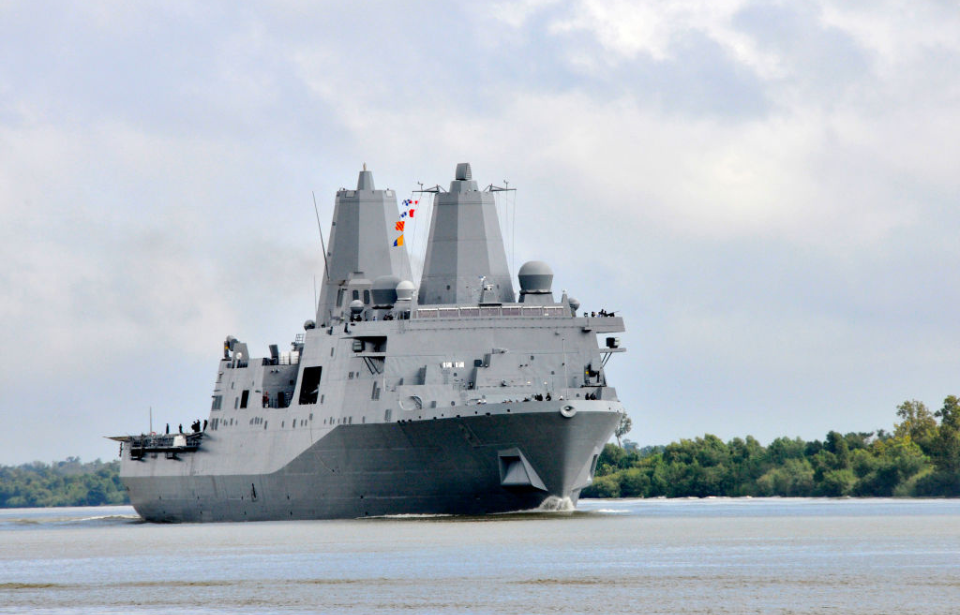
[415,305,569,319]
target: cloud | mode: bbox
[546,0,781,80]
[820,1,960,71]
[1,0,960,462]
[0,118,321,383]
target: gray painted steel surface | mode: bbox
[114,164,628,522]
[418,164,515,306]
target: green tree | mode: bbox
[819,468,857,496]
[586,474,621,498]
[614,414,632,448]
[766,437,806,465]
[824,431,851,469]
[0,459,128,508]
[576,397,956,499]
[594,443,625,476]
[895,400,938,451]
[936,395,960,431]
[756,458,815,496]
[619,467,650,497]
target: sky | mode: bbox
[1,0,959,464]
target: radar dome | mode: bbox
[371,275,401,306]
[568,297,580,311]
[349,300,364,314]
[518,261,553,294]
[396,280,415,301]
[303,319,316,330]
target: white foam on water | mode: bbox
[536,496,575,512]
[77,514,142,523]
[368,513,455,520]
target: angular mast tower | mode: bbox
[418,163,515,305]
[317,165,412,324]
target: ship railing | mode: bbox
[415,305,568,319]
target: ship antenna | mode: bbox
[508,180,516,277]
[312,191,332,284]
[414,180,425,279]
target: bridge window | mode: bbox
[240,390,249,409]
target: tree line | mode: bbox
[583,397,960,498]
[0,457,128,508]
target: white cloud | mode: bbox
[2,0,960,462]
[820,1,960,72]
[0,117,321,387]
[548,0,783,78]
[295,84,934,251]
[491,0,561,28]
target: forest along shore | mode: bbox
[3,397,958,508]
[585,397,960,498]
[0,457,126,508]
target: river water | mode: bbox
[1,498,958,614]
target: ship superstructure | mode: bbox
[112,163,627,522]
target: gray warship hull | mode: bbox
[125,405,619,522]
[114,163,628,522]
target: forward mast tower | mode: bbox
[316,165,413,324]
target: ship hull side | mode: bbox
[123,408,619,522]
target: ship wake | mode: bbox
[537,496,575,512]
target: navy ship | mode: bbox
[111,163,627,521]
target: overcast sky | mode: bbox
[2,1,958,464]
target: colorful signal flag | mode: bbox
[393,235,404,247]
[395,221,405,231]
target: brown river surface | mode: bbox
[1,498,958,614]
